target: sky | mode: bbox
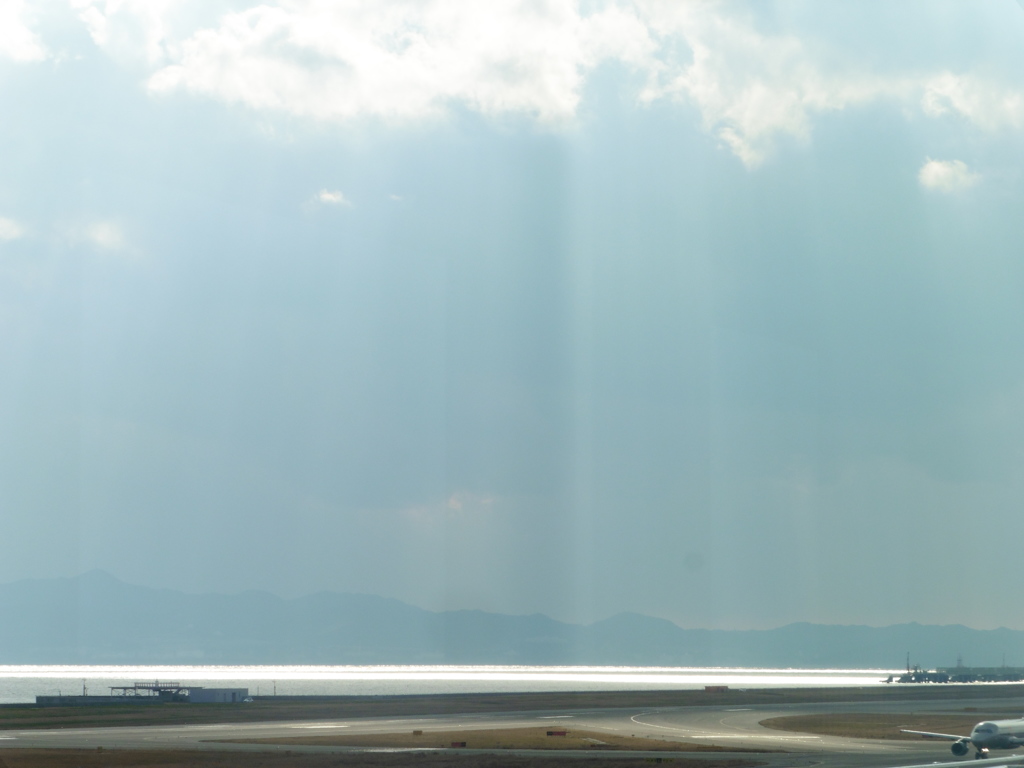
[2,0,1024,631]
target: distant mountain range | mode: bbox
[1,571,1021,668]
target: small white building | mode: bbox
[188,688,249,703]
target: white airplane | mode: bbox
[903,719,1024,760]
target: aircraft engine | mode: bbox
[951,740,970,757]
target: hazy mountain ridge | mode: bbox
[0,572,1017,668]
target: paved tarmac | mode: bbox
[2,691,1023,767]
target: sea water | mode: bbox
[0,666,899,704]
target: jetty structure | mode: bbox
[888,667,1024,684]
[36,680,249,706]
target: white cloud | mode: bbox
[922,72,1024,132]
[445,490,495,513]
[314,189,351,206]
[83,220,128,250]
[138,0,916,166]
[146,0,652,124]
[0,0,47,62]
[381,490,498,523]
[70,0,184,65]
[918,158,980,192]
[68,0,1024,168]
[0,216,25,241]
[633,3,911,167]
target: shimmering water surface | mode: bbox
[0,666,900,704]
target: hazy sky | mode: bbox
[2,0,1024,630]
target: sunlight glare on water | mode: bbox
[0,666,899,704]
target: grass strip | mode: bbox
[219,725,770,752]
[759,712,1020,740]
[0,749,765,768]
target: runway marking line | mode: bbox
[629,712,820,742]
[630,712,693,735]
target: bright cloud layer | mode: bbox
[70,0,186,65]
[145,0,650,124]
[918,158,980,192]
[0,0,47,62]
[49,1,1024,167]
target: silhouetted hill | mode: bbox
[0,572,1019,667]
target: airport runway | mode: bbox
[0,692,1018,767]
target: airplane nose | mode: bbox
[971,723,998,744]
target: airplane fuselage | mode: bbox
[970,719,1024,752]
